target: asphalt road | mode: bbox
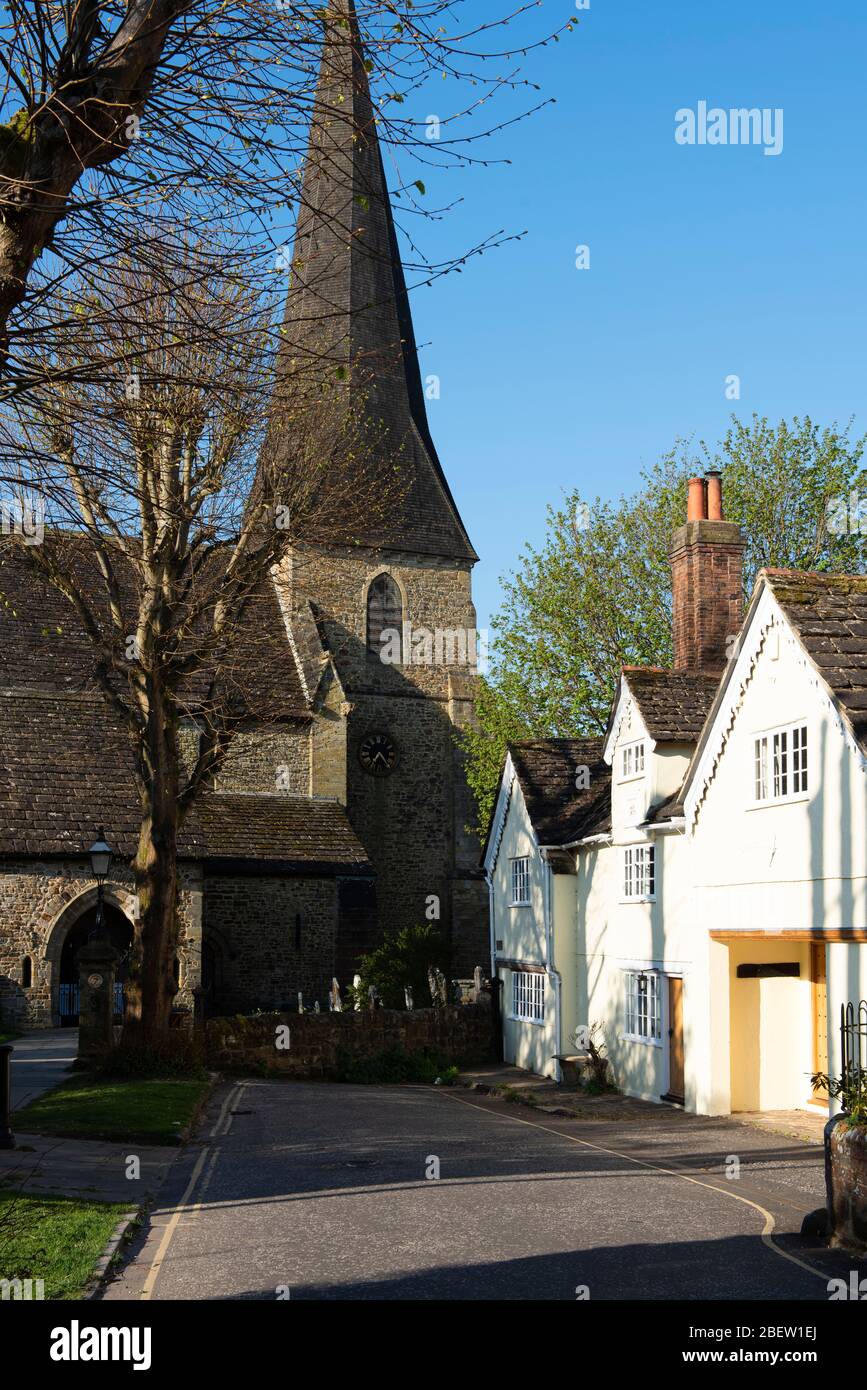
[101,1080,865,1301]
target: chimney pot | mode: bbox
[687,477,707,522]
[706,470,723,521]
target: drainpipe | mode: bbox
[486,870,497,981]
[486,869,504,1063]
[541,850,563,1084]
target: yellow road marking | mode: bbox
[140,1082,243,1300]
[440,1090,829,1286]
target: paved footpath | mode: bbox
[101,1080,867,1301]
[9,1028,77,1111]
[0,1132,175,1202]
[2,1029,173,1202]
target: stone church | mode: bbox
[0,0,488,1031]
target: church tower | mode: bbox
[267,0,488,976]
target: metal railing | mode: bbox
[59,982,124,1021]
[841,999,867,1091]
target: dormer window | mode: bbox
[621,740,645,781]
[753,724,808,804]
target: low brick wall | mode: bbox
[205,1002,494,1078]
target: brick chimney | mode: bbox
[670,471,745,675]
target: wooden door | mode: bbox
[811,943,828,1100]
[667,977,685,1102]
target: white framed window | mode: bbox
[623,970,662,1043]
[621,740,646,780]
[510,856,530,906]
[623,844,655,900]
[512,970,545,1023]
[753,723,808,803]
[792,724,809,794]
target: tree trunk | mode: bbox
[124,700,182,1045]
[0,0,186,356]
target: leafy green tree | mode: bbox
[463,415,867,833]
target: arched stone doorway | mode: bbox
[57,904,134,1027]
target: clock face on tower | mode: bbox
[358,732,398,777]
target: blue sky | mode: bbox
[395,1,867,633]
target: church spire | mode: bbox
[270,0,477,563]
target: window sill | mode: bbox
[746,793,811,812]
[620,896,656,905]
[620,1033,663,1048]
[509,901,531,909]
[510,1016,545,1026]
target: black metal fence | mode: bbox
[841,999,867,1083]
[59,982,124,1024]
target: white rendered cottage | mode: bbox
[486,473,867,1116]
[681,565,867,1114]
[483,740,609,1080]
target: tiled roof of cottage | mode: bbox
[508,738,611,845]
[765,569,867,755]
[622,667,720,742]
[647,790,685,824]
[0,687,367,869]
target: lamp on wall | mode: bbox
[87,828,114,942]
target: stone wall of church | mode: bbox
[311,670,348,803]
[202,872,337,1016]
[282,544,489,978]
[215,720,311,796]
[287,544,480,700]
[0,859,203,1030]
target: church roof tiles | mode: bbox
[0,686,368,870]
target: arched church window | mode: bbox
[22,956,32,988]
[366,573,403,663]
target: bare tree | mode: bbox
[1,246,400,1041]
[0,0,571,381]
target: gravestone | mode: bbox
[428,966,448,1008]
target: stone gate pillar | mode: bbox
[77,939,119,1058]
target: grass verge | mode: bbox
[0,1189,128,1299]
[14,1074,211,1144]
